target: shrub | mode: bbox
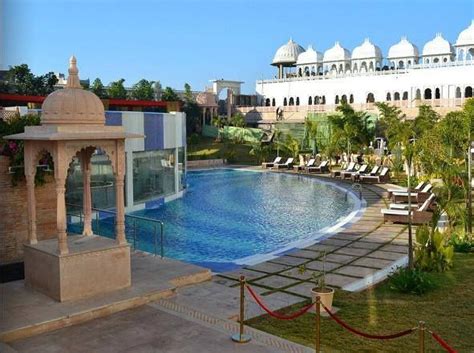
[449,231,473,253]
[415,225,454,272]
[188,133,200,145]
[388,267,436,295]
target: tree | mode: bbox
[183,83,194,102]
[328,102,373,158]
[229,113,245,128]
[108,79,127,99]
[281,134,300,159]
[161,87,179,101]
[40,72,58,95]
[304,117,319,155]
[131,79,155,100]
[90,78,108,98]
[6,64,35,95]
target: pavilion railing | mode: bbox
[66,203,165,258]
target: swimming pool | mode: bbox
[131,169,364,272]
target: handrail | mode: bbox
[66,203,165,258]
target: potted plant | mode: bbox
[298,252,335,312]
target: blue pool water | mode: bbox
[131,169,361,272]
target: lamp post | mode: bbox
[407,138,416,269]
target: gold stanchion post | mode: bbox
[418,321,425,353]
[315,296,321,353]
[231,275,251,343]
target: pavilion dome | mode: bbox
[296,45,323,65]
[41,56,105,125]
[323,42,351,62]
[456,20,474,46]
[352,38,382,60]
[272,39,306,66]
[387,37,419,59]
[423,33,454,56]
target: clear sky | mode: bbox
[2,0,473,94]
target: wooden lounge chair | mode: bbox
[307,160,329,173]
[331,162,355,178]
[381,193,436,225]
[391,183,433,204]
[342,164,367,180]
[389,194,436,211]
[294,158,315,171]
[387,181,426,198]
[273,157,294,169]
[351,165,378,182]
[359,167,390,183]
[262,156,282,169]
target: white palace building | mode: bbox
[239,21,474,124]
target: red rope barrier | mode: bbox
[431,332,458,353]
[320,302,416,340]
[245,285,314,320]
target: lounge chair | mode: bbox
[388,194,436,211]
[273,157,294,169]
[307,160,329,173]
[351,165,378,182]
[359,167,390,183]
[262,156,282,169]
[381,193,436,225]
[294,158,315,171]
[342,164,367,180]
[387,181,426,198]
[331,162,355,178]
[391,183,433,203]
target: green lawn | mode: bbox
[247,253,473,352]
[187,136,262,165]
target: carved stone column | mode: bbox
[24,142,38,245]
[81,151,93,236]
[56,178,69,255]
[115,140,126,245]
[26,175,37,244]
[115,173,126,245]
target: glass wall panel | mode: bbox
[178,147,185,191]
[66,149,116,210]
[133,149,175,204]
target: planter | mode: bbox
[311,287,335,313]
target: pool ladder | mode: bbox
[66,203,165,258]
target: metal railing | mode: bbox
[66,203,165,258]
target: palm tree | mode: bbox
[304,117,319,155]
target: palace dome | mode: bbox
[423,33,454,56]
[323,42,351,62]
[272,39,305,66]
[352,38,382,60]
[296,45,323,65]
[456,20,474,46]
[41,56,105,125]
[387,37,419,59]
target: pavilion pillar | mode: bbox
[24,142,38,245]
[56,177,69,255]
[81,151,93,236]
[115,140,126,245]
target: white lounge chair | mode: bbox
[307,160,329,173]
[294,158,315,171]
[274,157,294,169]
[262,156,282,168]
[391,183,433,203]
[382,193,436,224]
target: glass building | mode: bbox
[66,111,186,211]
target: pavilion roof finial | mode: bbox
[66,55,82,89]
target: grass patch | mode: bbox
[187,136,261,165]
[247,253,473,352]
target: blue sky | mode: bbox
[2,0,473,94]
